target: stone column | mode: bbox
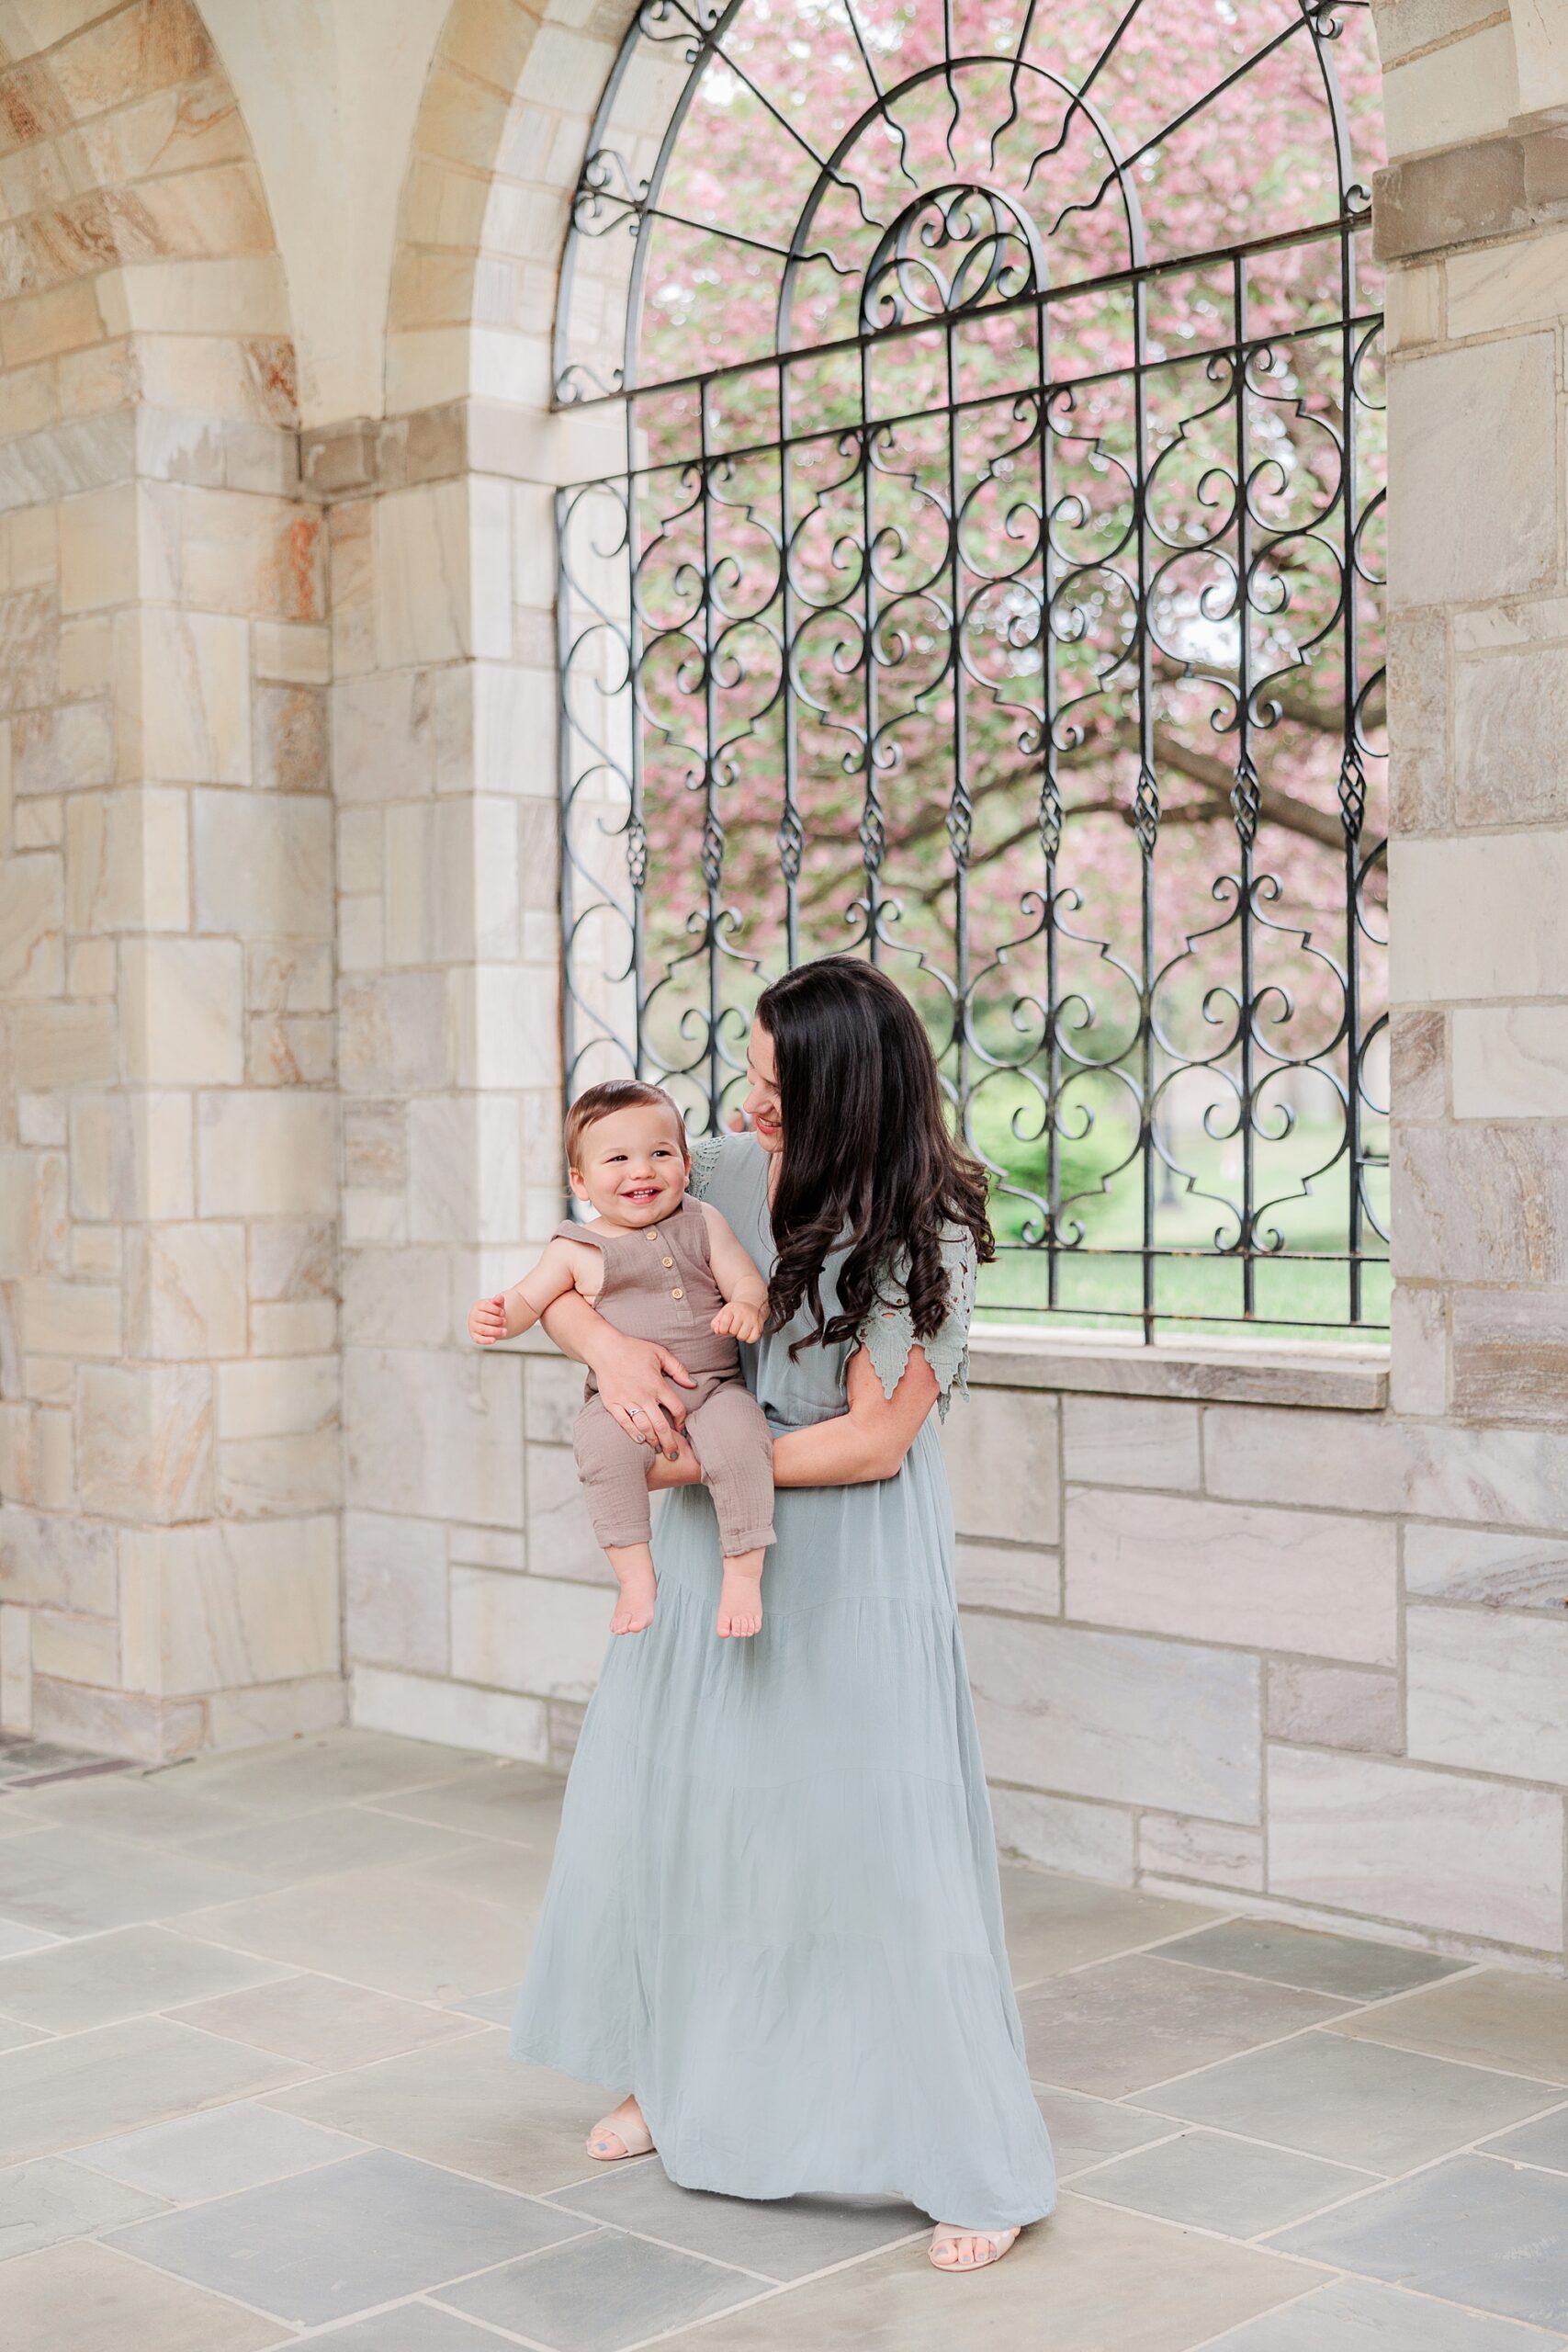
[1379,89,1568,1425]
[0,410,343,1759]
[310,403,593,1762]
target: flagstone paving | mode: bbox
[2,1727,1566,2351]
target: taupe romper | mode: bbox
[563,1197,774,1557]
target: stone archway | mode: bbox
[332,0,1568,1965]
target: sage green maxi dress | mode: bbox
[512,1131,1056,2231]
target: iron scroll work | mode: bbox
[554,0,1389,1338]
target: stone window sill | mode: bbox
[969,1326,1389,1411]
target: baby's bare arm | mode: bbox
[700,1203,768,1342]
[468,1238,599,1346]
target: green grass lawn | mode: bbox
[967,1077,1389,1343]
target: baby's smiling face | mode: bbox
[569,1102,691,1228]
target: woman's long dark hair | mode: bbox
[757,956,994,1353]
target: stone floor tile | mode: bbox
[2,2239,284,2352]
[1270,2154,1568,2330]
[404,1833,557,1915]
[304,2309,540,2350]
[0,1913,58,1956]
[181,1862,523,1999]
[107,2148,590,2326]
[1159,1920,1467,2004]
[0,2154,166,2260]
[164,1732,495,1824]
[11,1772,256,1846]
[655,2191,1312,2351]
[0,1827,269,1936]
[1331,1973,1568,2086]
[1033,2086,1182,2178]
[1000,1869,1218,1986]
[0,2015,304,2165]
[362,1761,566,1845]
[436,2228,760,2351]
[0,1924,292,2032]
[447,1984,520,2027]
[1206,2274,1568,2351]
[182,1806,477,1889]
[547,2164,925,2281]
[73,2099,369,2203]
[175,1971,481,2069]
[268,2037,608,2195]
[1481,2103,1568,2174]
[1020,1952,1348,2098]
[1151,2030,1562,2173]
[1069,2125,1377,2237]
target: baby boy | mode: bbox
[468,1080,774,1639]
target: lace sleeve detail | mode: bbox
[858,1229,977,1421]
[686,1134,728,1200]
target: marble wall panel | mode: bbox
[75,1362,214,1523]
[449,1566,608,1701]
[1066,1487,1399,1665]
[192,789,333,937]
[1404,1521,1568,1610]
[1267,1745,1563,1949]
[196,1090,337,1216]
[1406,1604,1568,1783]
[1453,1004,1568,1120]
[0,1501,117,1615]
[1265,1662,1403,1756]
[350,1660,548,1765]
[962,1611,1262,1824]
[343,1344,522,1527]
[126,1221,247,1361]
[942,1387,1059,1545]
[1136,1812,1264,1893]
[121,937,243,1085]
[1061,1395,1202,1489]
[119,1514,340,1697]
[955,1537,1061,1617]
[65,790,188,934]
[1388,334,1556,607]
[987,1784,1136,1883]
[344,1508,449,1675]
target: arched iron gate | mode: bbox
[553,0,1388,1340]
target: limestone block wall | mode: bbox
[951,1347,1567,1965]
[0,0,342,1759]
[307,411,587,1769]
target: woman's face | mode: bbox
[743,1021,783,1153]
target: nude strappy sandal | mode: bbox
[587,2109,655,2161]
[929,2225,1021,2271]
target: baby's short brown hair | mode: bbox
[564,1080,687,1170]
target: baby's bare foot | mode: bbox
[716,1564,762,1639]
[610,1559,657,1634]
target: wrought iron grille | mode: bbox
[555,0,1389,1338]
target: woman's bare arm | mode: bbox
[771,1342,940,1487]
[538,1289,696,1456]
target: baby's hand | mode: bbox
[468,1293,509,1346]
[712,1299,766,1345]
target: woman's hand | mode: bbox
[539,1295,696,1456]
[646,1434,703,1490]
[598,1333,698,1456]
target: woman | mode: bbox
[513,956,1055,2270]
